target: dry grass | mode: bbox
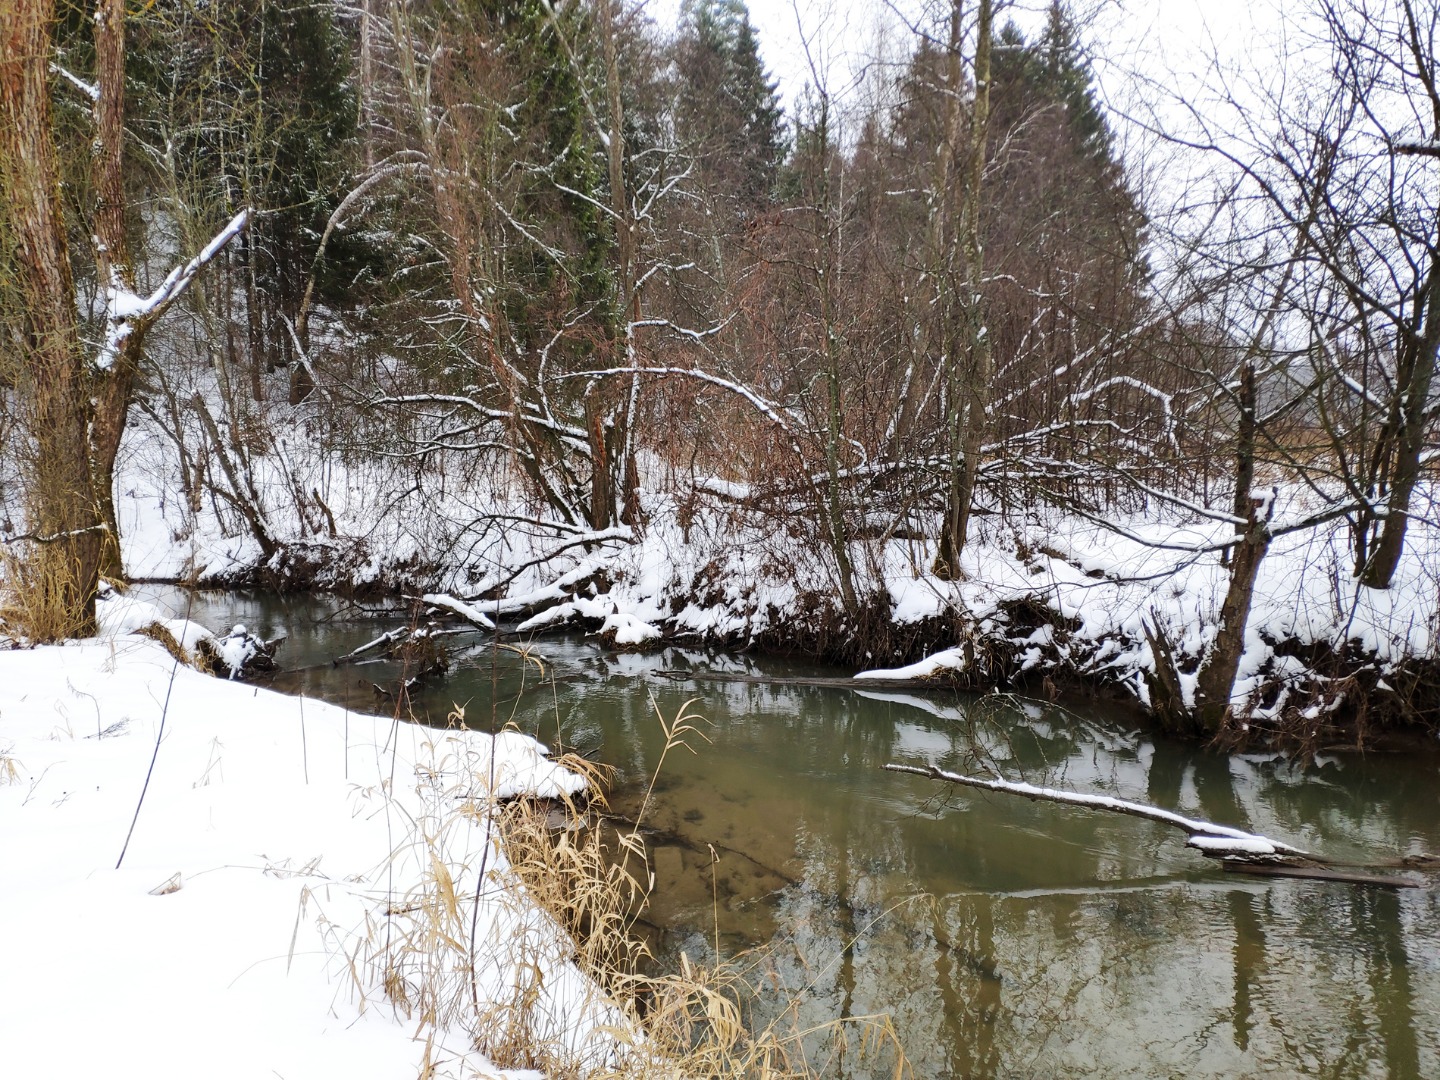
[0,745,20,785]
[0,542,93,644]
[135,621,196,665]
[320,690,909,1079]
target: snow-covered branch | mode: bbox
[883,763,1312,858]
[557,366,798,435]
[48,62,98,101]
[96,209,249,371]
[418,594,496,630]
[1392,140,1440,157]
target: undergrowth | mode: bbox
[0,543,94,644]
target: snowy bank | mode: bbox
[0,617,627,1077]
[107,398,1440,743]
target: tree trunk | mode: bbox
[0,0,104,635]
[1195,364,1269,733]
[889,5,965,460]
[936,0,993,579]
[1360,255,1440,589]
[600,0,642,529]
[87,0,134,579]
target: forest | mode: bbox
[3,0,1440,748]
[5,3,1440,1078]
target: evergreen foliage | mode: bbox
[987,2,1146,281]
[462,0,616,348]
[123,1,364,354]
[674,0,786,207]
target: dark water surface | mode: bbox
[143,587,1440,1079]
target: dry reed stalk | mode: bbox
[307,691,910,1078]
[0,541,92,643]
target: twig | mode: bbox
[117,587,196,867]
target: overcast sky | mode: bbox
[643,0,1288,135]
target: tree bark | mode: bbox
[1360,254,1440,588]
[599,0,641,529]
[0,0,104,635]
[936,0,993,579]
[88,0,134,579]
[1195,363,1270,734]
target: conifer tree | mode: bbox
[674,0,786,208]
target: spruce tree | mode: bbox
[1035,0,1113,164]
[675,0,786,208]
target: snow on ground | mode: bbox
[107,402,1440,723]
[0,595,621,1079]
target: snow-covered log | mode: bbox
[883,761,1313,858]
[885,763,1435,886]
[418,592,496,630]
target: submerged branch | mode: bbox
[884,762,1311,856]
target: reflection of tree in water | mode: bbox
[506,650,1440,1077]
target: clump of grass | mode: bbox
[0,745,21,785]
[0,541,93,644]
[135,621,197,666]
[331,692,909,1078]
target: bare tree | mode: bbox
[1,0,244,633]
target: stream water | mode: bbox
[143,587,1440,1078]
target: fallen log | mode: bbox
[412,592,495,631]
[884,762,1434,889]
[333,626,409,665]
[1221,862,1421,888]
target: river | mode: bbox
[143,586,1440,1079]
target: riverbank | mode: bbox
[112,431,1440,751]
[0,593,622,1078]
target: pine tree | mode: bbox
[674,0,786,208]
[1035,0,1113,164]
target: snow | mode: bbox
[48,62,100,101]
[0,611,623,1078]
[855,646,967,681]
[1186,834,1278,856]
[422,592,497,630]
[212,623,261,677]
[95,384,1440,729]
[600,611,662,646]
[95,210,249,371]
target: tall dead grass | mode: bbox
[0,542,94,644]
[333,694,909,1078]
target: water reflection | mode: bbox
[136,587,1440,1078]
[570,655,1438,1079]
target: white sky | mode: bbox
[642,0,1288,130]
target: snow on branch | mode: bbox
[1393,140,1440,158]
[628,315,734,343]
[418,594,496,630]
[49,62,99,101]
[883,763,1313,858]
[558,366,799,435]
[96,209,249,371]
[1067,376,1178,449]
[1,522,110,546]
